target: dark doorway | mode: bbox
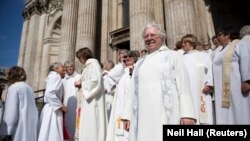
[116,41,130,50]
[208,0,250,34]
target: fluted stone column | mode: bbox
[193,0,215,44]
[100,0,111,62]
[154,0,165,28]
[75,0,97,71]
[23,14,40,86]
[164,0,197,49]
[130,0,154,51]
[17,20,29,66]
[110,0,118,31]
[117,0,124,28]
[39,39,51,91]
[76,0,97,52]
[59,0,79,63]
[32,14,47,91]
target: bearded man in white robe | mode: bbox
[63,61,82,141]
[127,22,196,141]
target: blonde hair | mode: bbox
[181,34,198,48]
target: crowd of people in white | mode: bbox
[0,22,250,141]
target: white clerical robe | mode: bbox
[107,63,125,83]
[183,51,214,124]
[213,44,250,124]
[38,71,64,141]
[104,63,125,122]
[236,35,250,82]
[0,82,38,141]
[106,68,131,141]
[63,72,82,141]
[78,59,107,141]
[129,46,196,141]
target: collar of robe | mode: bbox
[83,58,99,68]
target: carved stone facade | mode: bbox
[18,0,250,94]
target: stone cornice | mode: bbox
[23,0,63,20]
[110,27,130,46]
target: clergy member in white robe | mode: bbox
[76,47,107,141]
[106,51,138,141]
[129,22,196,141]
[38,62,67,141]
[182,34,214,124]
[213,25,250,124]
[63,61,82,141]
[236,25,250,95]
[103,50,128,121]
[0,66,38,141]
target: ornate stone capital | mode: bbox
[110,27,130,47]
[23,0,63,20]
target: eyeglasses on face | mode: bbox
[66,65,74,68]
[217,33,224,37]
[143,34,159,40]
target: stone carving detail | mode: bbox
[23,0,63,20]
[110,27,130,46]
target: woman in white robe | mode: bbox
[213,25,250,124]
[38,62,67,141]
[0,66,38,141]
[129,22,196,141]
[181,34,214,124]
[106,51,138,141]
[75,47,107,141]
[237,25,250,94]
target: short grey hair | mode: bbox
[49,62,63,72]
[239,25,250,38]
[64,60,75,67]
[142,22,166,45]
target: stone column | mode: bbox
[194,0,215,44]
[59,0,79,63]
[17,20,29,66]
[76,0,97,52]
[130,0,154,51]
[154,0,165,28]
[117,0,124,28]
[39,39,51,91]
[164,0,197,49]
[23,14,40,86]
[75,0,97,71]
[32,14,47,91]
[100,0,111,62]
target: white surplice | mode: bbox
[38,71,64,141]
[183,51,214,124]
[106,68,131,141]
[78,59,107,141]
[129,46,196,141]
[213,43,250,124]
[0,82,38,141]
[63,72,82,141]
